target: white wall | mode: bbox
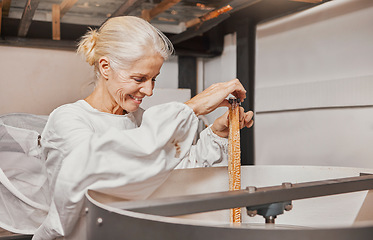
[0,46,94,115]
[0,46,178,115]
[202,33,237,125]
[157,56,178,89]
[255,0,373,168]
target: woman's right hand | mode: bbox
[185,79,247,116]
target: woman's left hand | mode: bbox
[210,107,254,138]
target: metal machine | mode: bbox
[84,166,373,239]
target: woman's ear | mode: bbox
[98,57,111,80]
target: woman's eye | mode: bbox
[133,77,156,83]
[133,78,143,82]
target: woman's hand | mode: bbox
[185,79,246,116]
[210,108,254,138]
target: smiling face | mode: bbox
[99,53,164,114]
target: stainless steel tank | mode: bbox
[85,165,373,239]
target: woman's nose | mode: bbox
[140,80,154,96]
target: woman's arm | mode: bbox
[36,102,200,240]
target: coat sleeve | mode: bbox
[33,102,199,240]
[176,125,229,169]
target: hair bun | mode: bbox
[77,28,99,66]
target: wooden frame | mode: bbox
[111,0,145,18]
[1,0,11,17]
[0,2,2,35]
[18,0,40,37]
[60,0,78,18]
[141,0,180,21]
[52,4,60,40]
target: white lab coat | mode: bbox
[29,100,228,239]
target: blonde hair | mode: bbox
[77,16,174,78]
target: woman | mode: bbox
[33,16,253,239]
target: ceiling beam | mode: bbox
[185,5,233,28]
[141,0,180,21]
[0,2,2,35]
[1,0,11,17]
[111,0,146,18]
[170,14,229,45]
[60,0,78,18]
[0,37,77,50]
[18,0,40,37]
[52,4,61,40]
